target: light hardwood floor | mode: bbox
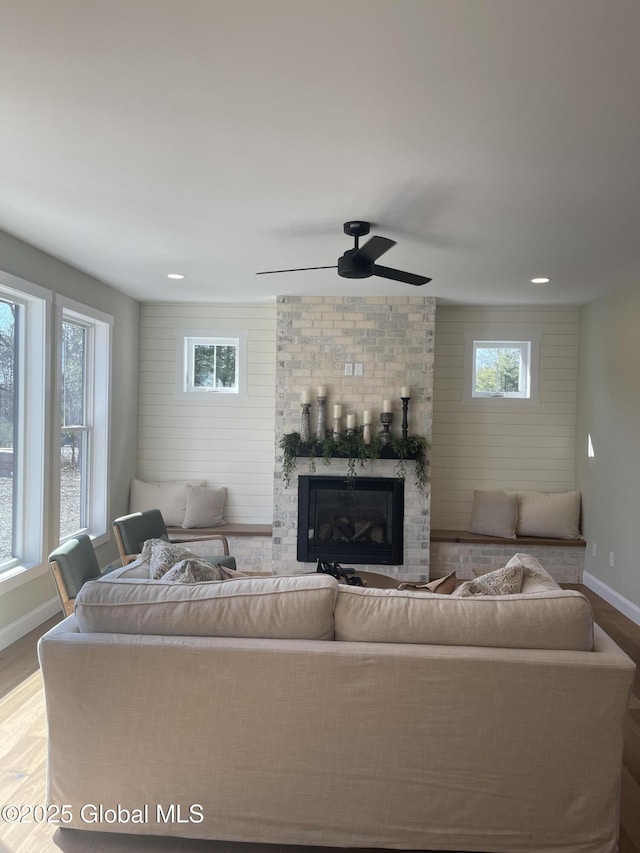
[1,585,639,853]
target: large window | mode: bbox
[0,278,112,582]
[0,273,50,575]
[0,299,17,563]
[60,319,89,538]
[57,298,112,543]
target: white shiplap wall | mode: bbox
[431,306,579,530]
[138,303,276,524]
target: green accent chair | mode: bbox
[48,534,120,616]
[112,509,236,571]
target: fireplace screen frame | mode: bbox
[297,475,404,565]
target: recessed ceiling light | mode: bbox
[530,277,551,285]
[167,273,185,280]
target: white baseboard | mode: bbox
[0,596,62,651]
[583,571,640,627]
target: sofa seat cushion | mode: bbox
[334,585,593,650]
[75,574,339,640]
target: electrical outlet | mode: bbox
[591,542,597,557]
[344,362,353,376]
[609,551,615,567]
[354,362,364,376]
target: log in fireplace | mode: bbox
[297,475,404,565]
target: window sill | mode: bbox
[461,395,540,407]
[0,562,50,595]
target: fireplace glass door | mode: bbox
[297,475,404,565]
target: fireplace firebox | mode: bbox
[297,475,404,565]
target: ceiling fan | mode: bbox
[256,221,432,286]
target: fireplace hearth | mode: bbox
[297,475,404,565]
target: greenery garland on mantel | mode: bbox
[279,430,428,493]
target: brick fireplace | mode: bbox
[272,295,435,581]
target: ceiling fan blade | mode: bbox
[256,265,337,275]
[373,265,432,286]
[354,236,396,263]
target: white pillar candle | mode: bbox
[333,404,342,418]
[300,390,311,404]
[382,399,392,412]
[363,410,371,424]
[317,385,327,397]
[346,413,356,429]
[401,386,411,398]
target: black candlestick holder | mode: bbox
[401,396,410,440]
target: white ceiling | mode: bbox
[1,0,640,305]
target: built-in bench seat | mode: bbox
[429,528,586,583]
[167,523,273,539]
[167,523,274,572]
[431,529,586,547]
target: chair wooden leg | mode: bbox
[112,525,129,566]
[50,560,75,616]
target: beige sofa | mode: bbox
[38,555,635,853]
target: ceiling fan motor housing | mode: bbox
[338,249,373,279]
[343,220,371,239]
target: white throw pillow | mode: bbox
[182,484,227,529]
[509,489,582,539]
[468,490,518,538]
[505,552,562,593]
[129,479,203,526]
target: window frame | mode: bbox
[55,296,112,546]
[176,329,248,402]
[463,330,541,406]
[0,272,51,581]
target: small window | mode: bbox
[464,331,540,405]
[472,340,530,398]
[186,336,239,393]
[177,330,247,401]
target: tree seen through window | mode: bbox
[194,343,236,389]
[475,346,521,394]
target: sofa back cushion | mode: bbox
[334,586,593,650]
[75,574,338,640]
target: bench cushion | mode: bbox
[507,488,582,539]
[182,484,227,528]
[129,479,202,526]
[469,490,518,538]
[334,585,593,650]
[75,574,338,640]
